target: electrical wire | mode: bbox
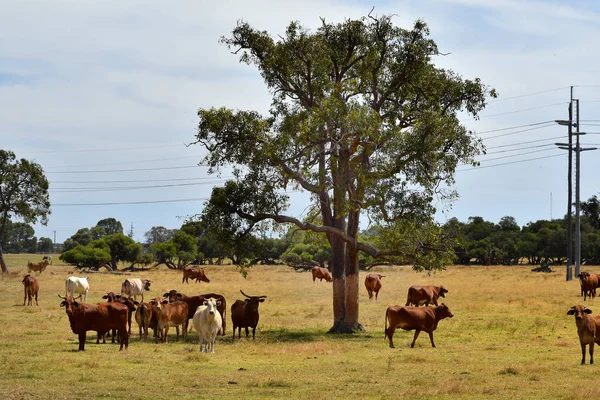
[485,136,563,150]
[481,123,556,140]
[50,176,233,184]
[50,180,227,193]
[483,143,556,156]
[52,198,210,206]
[476,121,555,135]
[474,147,558,163]
[16,144,186,155]
[46,165,203,174]
[457,153,566,172]
[45,156,203,169]
[487,87,570,103]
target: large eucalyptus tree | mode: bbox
[193,13,495,333]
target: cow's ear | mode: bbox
[245,299,250,304]
[216,301,222,306]
[163,293,169,298]
[585,308,593,314]
[73,301,79,307]
[134,301,139,306]
[203,300,208,306]
[60,301,66,307]
[102,295,108,299]
[259,298,265,303]
[567,308,576,315]
[162,300,168,305]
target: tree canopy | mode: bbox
[194,13,495,332]
[0,150,50,272]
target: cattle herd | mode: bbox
[18,260,600,362]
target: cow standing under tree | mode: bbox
[22,274,39,306]
[231,290,267,340]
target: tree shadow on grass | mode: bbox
[261,328,380,343]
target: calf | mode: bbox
[120,278,151,302]
[27,260,49,274]
[135,301,158,341]
[151,297,189,343]
[182,267,210,284]
[231,290,267,340]
[384,303,454,348]
[567,305,600,364]
[58,294,129,351]
[311,266,332,283]
[365,273,385,300]
[192,297,223,353]
[405,285,448,307]
[163,290,227,335]
[22,274,39,306]
[65,276,90,303]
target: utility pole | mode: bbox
[53,230,56,254]
[129,223,134,239]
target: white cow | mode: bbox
[192,297,222,353]
[120,278,151,302]
[65,276,90,303]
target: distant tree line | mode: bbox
[4,194,600,269]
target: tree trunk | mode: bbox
[344,246,363,331]
[328,235,348,333]
[0,242,8,273]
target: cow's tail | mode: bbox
[384,307,389,340]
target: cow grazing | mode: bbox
[365,273,385,300]
[163,290,227,335]
[231,290,267,340]
[405,285,448,307]
[22,274,39,306]
[27,260,49,274]
[135,301,158,341]
[384,303,454,348]
[65,276,90,303]
[120,278,152,302]
[311,266,332,283]
[58,294,129,351]
[150,297,189,343]
[182,267,210,284]
[578,272,600,300]
[42,255,52,265]
[192,297,223,353]
[567,305,600,364]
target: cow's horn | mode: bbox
[57,294,66,299]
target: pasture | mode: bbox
[0,254,596,399]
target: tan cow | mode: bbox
[567,305,600,364]
[405,285,448,307]
[311,266,332,283]
[384,303,454,348]
[27,260,49,274]
[151,297,189,343]
[182,267,210,284]
[364,273,384,300]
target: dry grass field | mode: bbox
[1,254,598,399]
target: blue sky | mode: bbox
[2,0,600,244]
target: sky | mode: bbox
[2,0,600,244]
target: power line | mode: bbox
[457,153,566,172]
[487,87,569,103]
[17,144,185,155]
[45,156,202,169]
[481,123,556,140]
[50,180,227,193]
[46,165,203,174]
[475,147,558,163]
[476,121,555,135]
[476,102,567,119]
[50,176,233,184]
[486,136,563,150]
[52,198,210,206]
[484,143,556,156]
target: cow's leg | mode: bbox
[175,326,180,341]
[581,341,587,364]
[428,331,436,348]
[79,332,86,351]
[238,327,241,339]
[23,289,26,306]
[385,327,395,348]
[34,292,38,306]
[375,291,379,301]
[245,327,249,338]
[163,326,169,343]
[590,342,595,364]
[252,327,256,339]
[139,325,143,340]
[411,330,421,348]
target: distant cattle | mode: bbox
[384,303,454,348]
[22,274,39,306]
[65,277,90,303]
[365,274,385,300]
[192,297,223,353]
[58,295,129,351]
[405,285,448,307]
[567,305,600,364]
[231,290,267,340]
[150,297,189,343]
[578,272,600,300]
[163,290,227,335]
[182,267,210,284]
[42,255,52,265]
[120,278,151,302]
[27,260,49,274]
[311,266,332,283]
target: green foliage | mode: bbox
[59,241,111,269]
[38,237,54,253]
[102,233,142,269]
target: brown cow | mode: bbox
[150,297,189,343]
[22,274,39,306]
[27,260,49,274]
[384,303,454,348]
[100,292,138,341]
[231,290,267,340]
[567,305,600,364]
[578,272,600,300]
[163,290,227,335]
[311,266,332,283]
[182,267,210,284]
[365,273,385,300]
[135,301,158,341]
[406,285,448,307]
[58,294,129,351]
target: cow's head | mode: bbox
[58,294,83,314]
[436,303,454,319]
[119,297,139,311]
[198,270,210,283]
[241,290,266,312]
[439,286,448,298]
[203,298,221,315]
[102,292,118,302]
[22,275,31,284]
[143,280,152,291]
[163,290,179,302]
[568,305,592,320]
